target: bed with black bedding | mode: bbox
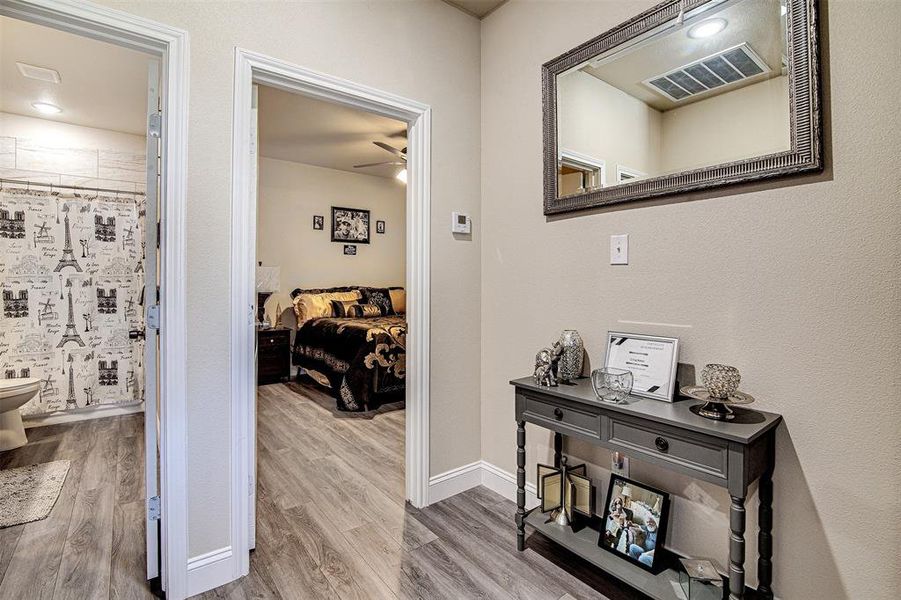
[290,286,405,411]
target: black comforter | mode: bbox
[292,315,406,411]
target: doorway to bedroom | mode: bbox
[250,81,410,559]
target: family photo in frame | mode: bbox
[599,475,670,573]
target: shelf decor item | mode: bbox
[681,384,756,421]
[537,456,591,529]
[598,475,670,574]
[700,364,741,398]
[678,558,725,600]
[533,342,563,387]
[557,329,584,382]
[604,332,679,402]
[591,367,633,404]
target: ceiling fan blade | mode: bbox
[353,160,405,168]
[373,141,406,158]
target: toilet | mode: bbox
[0,378,41,451]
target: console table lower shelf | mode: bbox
[524,509,721,600]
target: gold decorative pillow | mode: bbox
[293,290,361,323]
[347,303,381,318]
[388,288,406,314]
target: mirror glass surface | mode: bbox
[556,0,790,198]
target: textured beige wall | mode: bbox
[96,0,482,557]
[481,1,901,599]
[256,157,405,322]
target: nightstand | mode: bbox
[257,327,291,385]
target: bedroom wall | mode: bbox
[93,0,482,559]
[481,1,901,599]
[0,112,146,420]
[256,157,405,323]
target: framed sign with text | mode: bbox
[605,332,680,402]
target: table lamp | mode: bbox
[255,265,280,328]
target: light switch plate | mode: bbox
[610,234,629,265]
[452,212,471,234]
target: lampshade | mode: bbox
[620,485,633,498]
[255,266,280,293]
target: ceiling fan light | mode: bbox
[396,168,408,184]
[687,18,727,39]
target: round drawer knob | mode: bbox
[554,408,564,420]
[655,437,669,452]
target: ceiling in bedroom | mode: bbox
[0,16,153,135]
[443,0,508,19]
[257,85,408,180]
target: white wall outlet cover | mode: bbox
[610,234,629,264]
[452,212,471,234]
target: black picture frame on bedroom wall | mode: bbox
[598,475,670,574]
[312,215,324,230]
[376,220,385,234]
[343,245,357,256]
[331,206,370,244]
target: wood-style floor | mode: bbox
[197,382,640,600]
[0,383,641,600]
[0,413,152,600]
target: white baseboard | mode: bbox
[23,402,144,429]
[187,546,234,598]
[428,461,483,504]
[428,460,539,509]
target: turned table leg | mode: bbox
[516,420,526,551]
[757,435,776,599]
[729,495,746,600]
[553,431,562,468]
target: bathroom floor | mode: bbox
[0,414,152,600]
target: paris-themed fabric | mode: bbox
[293,315,406,411]
[0,188,145,416]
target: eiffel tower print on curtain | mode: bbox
[58,285,86,348]
[54,213,83,273]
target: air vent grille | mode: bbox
[16,62,61,84]
[644,43,769,103]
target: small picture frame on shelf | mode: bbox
[312,215,324,230]
[376,220,385,234]
[598,475,670,573]
[605,332,680,402]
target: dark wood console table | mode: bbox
[511,377,782,600]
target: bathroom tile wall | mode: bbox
[0,113,146,417]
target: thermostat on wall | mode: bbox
[452,212,471,234]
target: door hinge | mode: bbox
[148,495,161,521]
[147,304,161,331]
[148,112,162,138]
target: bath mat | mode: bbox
[0,460,71,528]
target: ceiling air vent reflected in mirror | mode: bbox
[643,43,770,103]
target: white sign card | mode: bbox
[605,332,680,402]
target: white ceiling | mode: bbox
[443,0,508,19]
[257,85,407,180]
[0,16,153,136]
[580,0,785,111]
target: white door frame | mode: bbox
[230,48,431,575]
[0,1,190,598]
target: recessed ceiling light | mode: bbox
[32,102,62,115]
[687,18,728,39]
[16,62,61,84]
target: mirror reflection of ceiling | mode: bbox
[0,16,152,135]
[257,85,407,180]
[581,0,785,111]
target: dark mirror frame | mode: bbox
[542,0,822,215]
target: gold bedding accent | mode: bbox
[293,290,362,323]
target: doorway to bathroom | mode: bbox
[0,8,182,598]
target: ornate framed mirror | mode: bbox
[542,0,821,215]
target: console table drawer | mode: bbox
[607,417,728,479]
[523,395,600,439]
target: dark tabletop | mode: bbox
[511,377,782,444]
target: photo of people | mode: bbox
[599,476,669,572]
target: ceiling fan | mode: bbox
[353,141,407,170]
